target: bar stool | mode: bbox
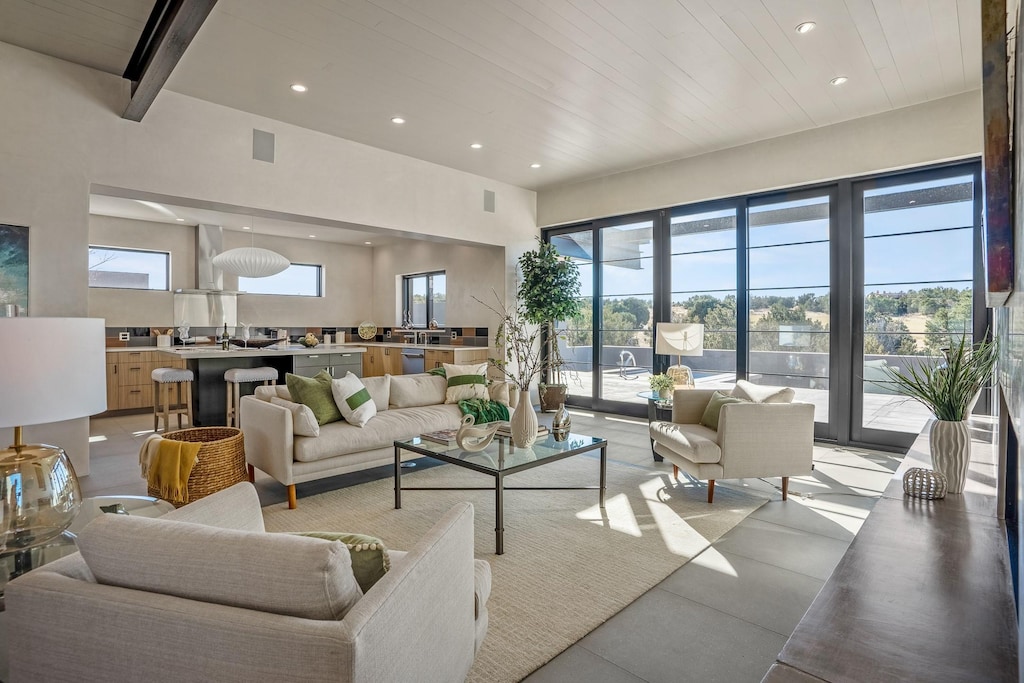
[152,368,194,433]
[224,367,278,427]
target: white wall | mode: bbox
[0,41,538,474]
[370,240,505,327]
[537,91,983,227]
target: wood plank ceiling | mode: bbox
[0,1,982,190]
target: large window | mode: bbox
[402,271,446,327]
[88,246,169,290]
[239,264,322,296]
[544,160,984,451]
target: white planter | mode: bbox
[510,390,539,449]
[929,419,971,494]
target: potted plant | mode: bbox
[649,373,675,399]
[875,333,997,493]
[518,239,582,412]
[475,291,544,448]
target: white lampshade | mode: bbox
[0,317,107,550]
[656,323,705,357]
[212,247,290,278]
[0,318,107,427]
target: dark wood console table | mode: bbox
[763,419,1017,682]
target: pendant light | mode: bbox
[212,222,290,278]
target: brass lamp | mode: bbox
[0,318,107,552]
[655,323,705,388]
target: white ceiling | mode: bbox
[0,1,983,192]
[88,194,399,246]
[164,0,982,190]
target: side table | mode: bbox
[637,391,673,462]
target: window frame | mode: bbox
[402,271,446,328]
[87,244,170,291]
[238,263,323,297]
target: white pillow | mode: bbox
[331,372,377,427]
[270,396,320,437]
[444,362,489,403]
[488,380,511,407]
[730,379,795,404]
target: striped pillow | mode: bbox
[331,372,376,427]
[444,362,488,403]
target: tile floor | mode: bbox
[83,408,902,683]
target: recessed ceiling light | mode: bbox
[364,241,373,245]
[470,143,483,149]
[175,218,185,222]
[290,83,307,93]
[309,234,316,238]
[908,200,917,205]
[391,116,406,124]
[242,226,251,230]
[830,76,848,86]
[795,22,816,34]
[530,163,541,169]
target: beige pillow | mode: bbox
[254,384,291,401]
[270,396,320,437]
[389,374,447,408]
[488,381,511,407]
[77,514,363,620]
[444,362,489,403]
[362,374,391,412]
[731,379,795,404]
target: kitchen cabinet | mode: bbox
[105,351,185,412]
[292,352,363,379]
[424,348,489,370]
[362,346,402,377]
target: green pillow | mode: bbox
[700,391,747,431]
[291,531,390,593]
[285,371,342,426]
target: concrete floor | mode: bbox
[83,407,901,682]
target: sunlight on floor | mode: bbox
[688,547,739,578]
[88,435,107,443]
[576,492,641,536]
[640,476,710,556]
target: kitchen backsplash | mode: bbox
[105,326,489,347]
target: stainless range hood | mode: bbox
[173,224,242,327]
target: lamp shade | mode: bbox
[655,323,704,357]
[0,318,107,427]
[212,247,290,278]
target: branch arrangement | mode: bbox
[474,290,543,392]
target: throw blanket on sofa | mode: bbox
[458,398,510,424]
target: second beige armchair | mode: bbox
[649,381,814,503]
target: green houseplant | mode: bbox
[518,239,582,412]
[649,373,675,398]
[875,333,997,493]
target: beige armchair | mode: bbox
[649,382,814,503]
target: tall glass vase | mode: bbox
[510,390,539,449]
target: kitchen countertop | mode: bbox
[356,341,489,352]
[106,344,367,358]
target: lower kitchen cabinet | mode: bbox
[292,352,363,379]
[362,346,402,377]
[424,348,489,370]
[105,350,185,412]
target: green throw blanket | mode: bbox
[458,398,510,424]
[427,366,446,377]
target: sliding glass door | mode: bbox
[550,229,595,407]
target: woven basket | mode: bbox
[902,467,947,500]
[148,427,246,508]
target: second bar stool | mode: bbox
[152,367,195,432]
[224,367,278,427]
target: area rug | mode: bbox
[262,454,770,682]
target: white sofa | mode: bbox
[649,381,815,503]
[6,482,490,683]
[240,373,517,508]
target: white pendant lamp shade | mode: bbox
[212,247,290,278]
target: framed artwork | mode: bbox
[0,224,29,314]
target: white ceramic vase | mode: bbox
[510,389,539,448]
[930,419,971,494]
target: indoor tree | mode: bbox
[518,238,582,411]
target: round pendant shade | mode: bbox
[212,247,290,278]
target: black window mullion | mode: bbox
[736,199,748,381]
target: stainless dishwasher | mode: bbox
[401,348,425,374]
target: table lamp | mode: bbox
[655,323,704,387]
[0,318,107,552]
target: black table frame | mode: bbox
[394,435,607,554]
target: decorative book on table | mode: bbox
[494,422,549,438]
[419,429,460,444]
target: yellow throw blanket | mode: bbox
[147,439,202,502]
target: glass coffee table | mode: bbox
[394,432,607,554]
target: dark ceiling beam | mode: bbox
[121,0,218,122]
